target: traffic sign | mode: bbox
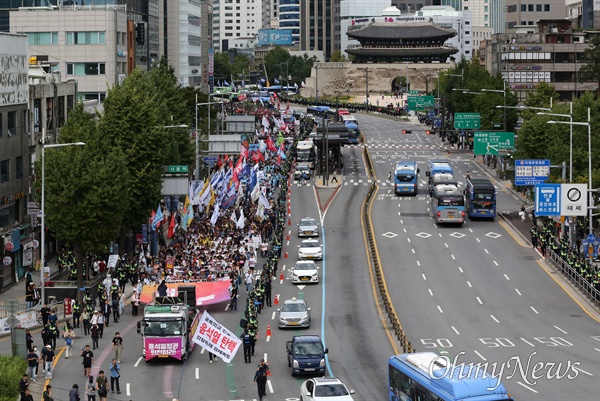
[167,165,188,174]
[407,95,435,110]
[27,202,38,209]
[473,131,515,155]
[27,208,39,216]
[535,183,561,216]
[587,234,596,243]
[409,90,420,94]
[4,242,13,252]
[203,156,218,166]
[453,113,481,130]
[515,159,550,186]
[561,184,587,216]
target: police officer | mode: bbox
[110,281,119,300]
[48,322,59,349]
[72,300,81,329]
[118,269,127,292]
[242,329,252,363]
[84,290,94,309]
[248,323,258,357]
[530,225,538,249]
[253,359,269,401]
[69,264,77,281]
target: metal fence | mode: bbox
[546,250,600,307]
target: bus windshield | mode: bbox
[396,173,415,182]
[144,320,183,336]
[473,192,494,201]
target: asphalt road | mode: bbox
[359,112,600,401]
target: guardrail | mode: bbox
[361,146,414,354]
[546,250,600,307]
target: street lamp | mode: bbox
[481,80,507,131]
[547,107,593,234]
[161,124,188,129]
[538,105,574,182]
[445,68,464,86]
[280,61,289,89]
[41,141,86,304]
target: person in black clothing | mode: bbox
[20,388,34,401]
[157,280,168,297]
[19,374,29,398]
[102,300,111,327]
[253,360,269,401]
[263,279,272,307]
[242,329,252,363]
[40,304,51,326]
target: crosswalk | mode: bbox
[348,143,439,150]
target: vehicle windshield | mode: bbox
[396,173,415,182]
[295,263,315,271]
[144,320,183,336]
[438,196,465,206]
[301,242,320,248]
[297,150,312,158]
[314,384,350,397]
[294,342,324,356]
[301,220,317,226]
[281,303,307,312]
[473,192,494,201]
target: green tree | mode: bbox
[579,35,600,97]
[329,50,348,62]
[214,51,232,79]
[42,104,129,303]
[231,54,251,78]
[0,355,27,401]
[264,47,291,85]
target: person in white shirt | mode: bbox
[245,272,254,292]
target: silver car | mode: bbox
[298,239,323,260]
[292,260,319,284]
[278,298,311,328]
[298,217,319,237]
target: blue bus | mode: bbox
[307,105,331,118]
[426,160,453,180]
[389,353,513,401]
[394,161,419,195]
[431,184,465,224]
[465,178,497,219]
[346,123,361,144]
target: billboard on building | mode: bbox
[0,33,28,106]
[257,29,293,45]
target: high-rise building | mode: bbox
[505,0,566,33]
[212,0,263,52]
[300,0,340,60]
[390,0,435,13]
[340,0,391,52]
[278,0,300,43]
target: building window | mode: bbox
[28,32,58,45]
[66,32,106,45]
[528,4,534,12]
[544,4,550,12]
[16,156,22,180]
[66,63,106,75]
[507,4,516,12]
[188,35,201,46]
[536,4,542,12]
[521,4,526,11]
[188,56,201,66]
[7,111,16,136]
[0,159,9,183]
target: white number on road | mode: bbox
[421,338,453,348]
[533,337,573,347]
[479,338,515,348]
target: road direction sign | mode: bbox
[409,90,420,94]
[203,156,218,166]
[453,113,481,130]
[515,159,550,186]
[561,183,587,216]
[535,183,561,216]
[167,165,188,174]
[407,95,435,110]
[473,131,515,155]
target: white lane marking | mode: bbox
[451,326,460,335]
[134,357,143,368]
[474,350,487,361]
[416,260,421,266]
[403,228,407,233]
[438,233,443,237]
[554,326,568,334]
[467,281,472,288]
[437,305,444,313]
[476,238,480,242]
[444,242,449,248]
[458,266,463,273]
[476,297,483,305]
[428,289,433,296]
[451,254,455,260]
[490,315,500,323]
[264,353,268,363]
[268,379,274,394]
[412,248,416,254]
[530,306,539,314]
[398,211,401,216]
[493,260,498,266]
[127,383,131,397]
[271,311,276,320]
[504,274,510,280]
[515,288,522,296]
[400,219,404,224]
[517,381,539,393]
[287,240,290,246]
[407,238,411,243]
[484,249,489,254]
[595,348,600,352]
[521,338,536,347]
[195,368,199,380]
[469,228,473,233]
[282,264,286,271]
[422,274,427,280]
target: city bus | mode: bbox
[425,160,453,185]
[465,177,497,219]
[341,114,358,126]
[431,184,465,225]
[394,161,419,195]
[389,352,513,401]
[297,140,317,169]
[307,105,330,118]
[346,123,361,144]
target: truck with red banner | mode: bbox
[136,291,200,362]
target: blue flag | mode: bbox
[151,204,163,231]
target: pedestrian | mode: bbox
[20,388,34,401]
[387,171,392,183]
[63,325,75,359]
[131,290,140,316]
[90,324,100,350]
[42,344,55,380]
[466,171,471,181]
[26,329,33,351]
[245,271,254,292]
[102,300,111,327]
[96,370,109,401]
[331,170,338,183]
[264,279,272,307]
[69,384,80,401]
[242,329,252,363]
[85,375,97,401]
[530,225,538,249]
[118,290,125,316]
[229,283,238,312]
[209,351,217,364]
[48,310,58,326]
[112,296,119,323]
[81,344,94,377]
[81,309,91,336]
[109,358,121,394]
[112,332,123,363]
[32,345,41,378]
[40,304,50,326]
[96,312,105,338]
[253,359,269,401]
[48,322,59,349]
[26,348,38,381]
[42,384,53,401]
[157,279,168,296]
[18,374,29,398]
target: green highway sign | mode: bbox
[167,165,189,173]
[454,112,481,129]
[407,95,435,110]
[473,132,515,155]
[409,90,420,94]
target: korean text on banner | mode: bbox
[192,311,241,363]
[145,337,183,360]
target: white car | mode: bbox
[298,239,323,260]
[300,377,355,401]
[292,261,319,284]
